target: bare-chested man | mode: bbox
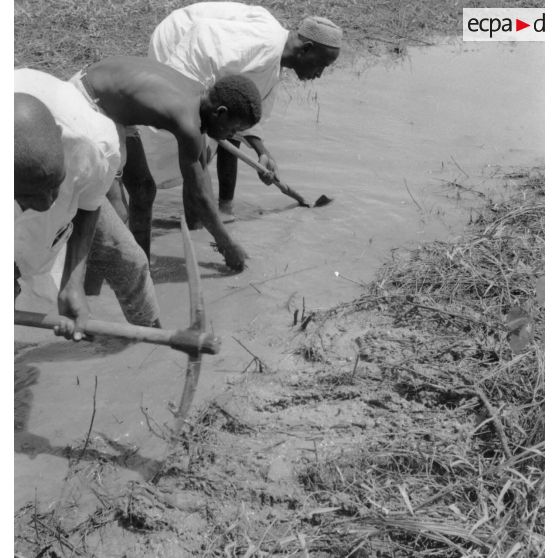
[71,56,262,271]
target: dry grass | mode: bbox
[295,172,545,557]
[15,0,545,77]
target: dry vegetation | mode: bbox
[15,175,545,557]
[15,0,545,77]
[295,172,545,557]
[14,1,545,556]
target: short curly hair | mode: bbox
[209,75,262,126]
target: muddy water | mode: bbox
[14,41,544,509]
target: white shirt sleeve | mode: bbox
[71,139,114,211]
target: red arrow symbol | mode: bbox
[516,18,530,31]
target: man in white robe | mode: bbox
[123,3,342,258]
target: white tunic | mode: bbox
[14,69,121,304]
[149,1,290,140]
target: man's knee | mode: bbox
[101,240,151,291]
[101,245,159,326]
[123,134,157,208]
[129,177,157,209]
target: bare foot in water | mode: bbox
[219,199,236,223]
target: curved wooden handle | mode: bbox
[173,216,206,428]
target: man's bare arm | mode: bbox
[177,135,247,271]
[242,135,279,185]
[56,208,100,340]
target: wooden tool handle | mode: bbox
[174,216,206,426]
[217,140,310,207]
[14,310,221,355]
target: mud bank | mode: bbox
[15,171,544,557]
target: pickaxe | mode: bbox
[15,217,215,430]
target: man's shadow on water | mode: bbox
[14,362,165,480]
[14,334,137,364]
[150,254,238,283]
[14,362,40,434]
[14,431,165,481]
[151,217,181,239]
[152,202,297,234]
[150,202,299,283]
[232,202,300,220]
[152,201,296,232]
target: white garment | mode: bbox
[149,1,289,140]
[14,69,121,305]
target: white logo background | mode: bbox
[463,8,545,42]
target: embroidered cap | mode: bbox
[298,16,342,48]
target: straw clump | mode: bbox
[296,172,544,557]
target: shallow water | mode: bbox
[15,41,544,509]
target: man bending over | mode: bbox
[15,91,110,340]
[71,56,262,271]
[145,3,342,221]
[15,70,162,335]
